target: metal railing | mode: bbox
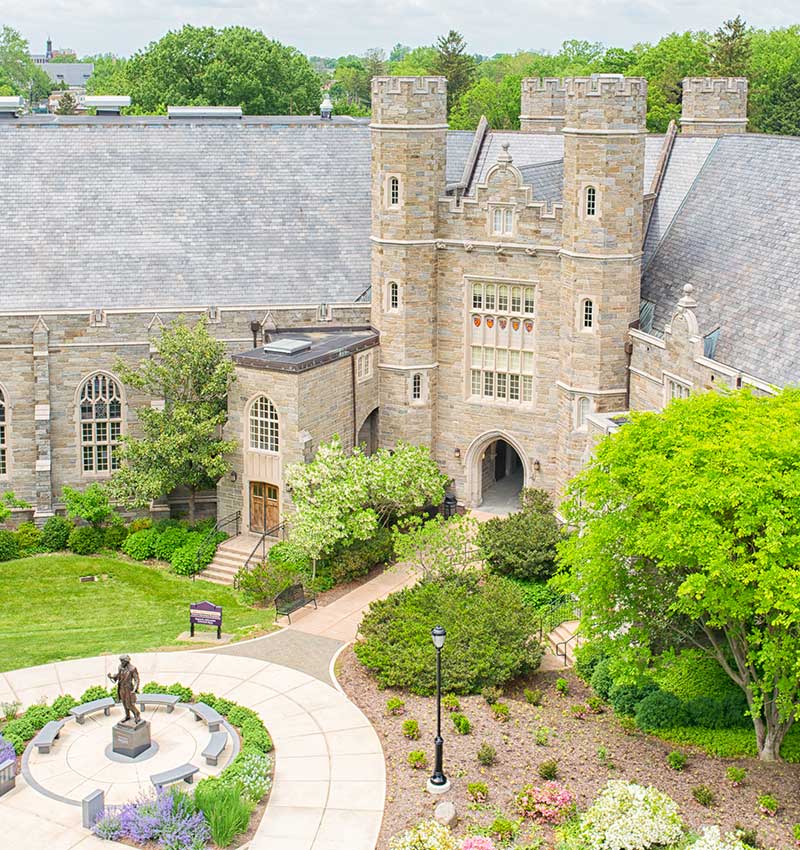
[555,631,583,667]
[234,521,288,590]
[536,598,580,641]
[192,510,241,579]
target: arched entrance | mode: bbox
[465,432,528,514]
[356,408,379,455]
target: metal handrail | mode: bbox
[555,630,582,666]
[192,510,241,579]
[234,521,288,590]
[536,599,580,641]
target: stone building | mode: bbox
[1,76,796,549]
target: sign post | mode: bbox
[190,601,223,640]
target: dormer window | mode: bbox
[491,206,514,236]
[585,186,597,217]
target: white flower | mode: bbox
[389,820,458,850]
[691,826,748,850]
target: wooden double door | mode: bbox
[250,481,279,533]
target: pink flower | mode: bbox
[461,838,496,850]
[515,782,576,824]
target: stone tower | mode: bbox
[681,77,748,135]
[555,75,648,495]
[370,76,447,449]
[520,78,567,132]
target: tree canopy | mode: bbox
[0,25,51,100]
[558,389,800,761]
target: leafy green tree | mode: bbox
[433,30,477,113]
[48,52,78,64]
[62,484,116,529]
[0,491,30,525]
[389,43,411,63]
[85,54,130,98]
[757,58,800,135]
[449,76,522,130]
[599,47,638,74]
[392,514,480,583]
[109,317,236,523]
[124,25,321,115]
[558,389,800,761]
[389,46,436,76]
[0,25,51,100]
[55,90,78,114]
[363,48,387,79]
[747,26,800,131]
[710,16,751,77]
[331,56,370,108]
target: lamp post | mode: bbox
[427,625,450,794]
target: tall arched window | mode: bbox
[582,299,594,329]
[0,386,7,476]
[585,186,597,217]
[388,176,400,207]
[79,373,123,473]
[249,396,279,453]
[576,396,590,429]
[412,373,422,401]
[388,281,400,311]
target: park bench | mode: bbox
[202,731,228,766]
[32,719,65,754]
[70,697,115,724]
[186,702,223,732]
[274,583,317,624]
[137,693,180,713]
[150,763,199,790]
[0,758,15,797]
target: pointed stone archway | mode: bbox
[464,430,530,513]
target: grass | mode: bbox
[655,725,800,762]
[0,554,275,671]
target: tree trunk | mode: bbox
[753,713,791,761]
[187,488,196,525]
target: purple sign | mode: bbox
[190,601,222,639]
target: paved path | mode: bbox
[0,652,385,850]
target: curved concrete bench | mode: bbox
[186,702,223,732]
[150,763,198,790]
[69,697,115,725]
[32,719,65,754]
[137,693,180,713]
[202,731,228,766]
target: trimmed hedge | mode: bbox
[67,525,103,555]
[122,528,159,560]
[0,530,19,562]
[40,515,73,552]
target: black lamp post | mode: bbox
[427,625,450,794]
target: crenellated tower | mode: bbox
[555,74,647,495]
[520,78,567,133]
[680,77,748,135]
[370,76,447,449]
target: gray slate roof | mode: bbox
[0,122,372,311]
[42,63,94,87]
[641,134,800,387]
[520,160,564,206]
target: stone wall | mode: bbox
[520,78,567,133]
[681,77,748,135]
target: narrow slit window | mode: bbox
[576,396,590,429]
[582,299,594,329]
[586,186,597,217]
[0,387,6,476]
[412,373,422,401]
[389,176,400,207]
[389,281,399,311]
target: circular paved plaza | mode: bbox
[0,651,385,850]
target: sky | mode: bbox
[6,0,799,59]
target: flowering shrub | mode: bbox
[691,826,748,850]
[389,820,459,850]
[569,781,683,850]
[757,794,778,816]
[515,781,575,823]
[0,736,15,772]
[462,838,496,850]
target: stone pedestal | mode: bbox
[112,719,151,759]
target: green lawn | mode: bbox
[0,554,274,671]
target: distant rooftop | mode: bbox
[233,328,379,373]
[2,113,370,127]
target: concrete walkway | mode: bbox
[0,652,385,850]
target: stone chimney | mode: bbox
[681,77,748,135]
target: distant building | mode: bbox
[41,63,94,90]
[31,37,78,66]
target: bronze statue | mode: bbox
[108,655,141,724]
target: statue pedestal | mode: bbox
[112,720,151,759]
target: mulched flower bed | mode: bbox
[338,648,800,848]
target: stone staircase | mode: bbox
[540,619,582,672]
[199,533,274,586]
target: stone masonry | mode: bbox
[680,77,748,135]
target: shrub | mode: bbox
[103,521,129,550]
[462,839,497,850]
[570,704,589,720]
[573,643,607,683]
[122,528,159,560]
[667,750,688,771]
[757,794,778,816]
[328,526,395,585]
[0,530,20,562]
[590,658,615,700]
[555,678,569,696]
[193,781,252,847]
[389,820,458,850]
[491,703,510,722]
[538,759,558,780]
[688,826,749,850]
[51,694,78,718]
[15,521,42,553]
[653,649,741,702]
[477,742,496,766]
[211,748,273,801]
[482,686,503,705]
[2,717,34,743]
[792,824,800,845]
[467,781,488,802]
[476,489,561,581]
[0,736,15,767]
[489,817,518,841]
[40,515,73,551]
[210,697,234,716]
[241,718,273,753]
[81,685,111,703]
[588,696,605,714]
[68,525,103,555]
[533,727,550,746]
[165,683,193,703]
[402,719,420,740]
[23,704,56,730]
[515,781,576,823]
[386,697,406,716]
[355,576,543,695]
[152,526,189,561]
[692,785,716,807]
[726,766,746,786]
[0,701,20,721]
[685,693,750,730]
[226,706,259,728]
[3,731,25,755]
[236,552,308,604]
[525,688,543,706]
[408,750,427,769]
[443,694,460,712]
[171,534,207,575]
[512,579,563,611]
[569,780,683,850]
[635,690,688,730]
[128,517,153,533]
[608,680,658,717]
[62,483,116,529]
[451,713,471,735]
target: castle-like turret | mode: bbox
[370,76,447,448]
[681,77,748,135]
[556,74,648,493]
[520,78,567,132]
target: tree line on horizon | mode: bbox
[1,18,799,134]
